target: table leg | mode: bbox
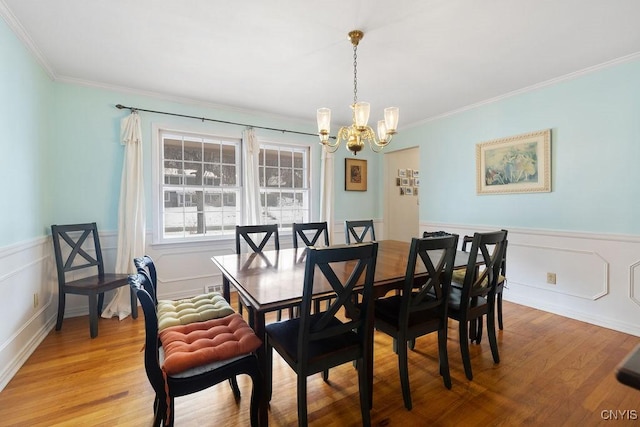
[222,276,231,303]
[252,309,268,426]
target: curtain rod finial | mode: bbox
[116,104,125,109]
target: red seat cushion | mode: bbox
[159,313,262,375]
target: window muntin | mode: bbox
[258,144,309,228]
[160,131,241,240]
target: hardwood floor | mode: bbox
[1,297,638,426]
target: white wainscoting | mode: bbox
[422,223,640,337]
[3,222,639,391]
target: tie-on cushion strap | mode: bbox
[157,292,235,332]
[159,313,262,375]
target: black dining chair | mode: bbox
[448,230,508,380]
[235,224,282,318]
[129,271,264,427]
[134,255,242,399]
[460,232,508,336]
[345,219,376,244]
[292,221,329,248]
[265,242,379,427]
[373,234,458,410]
[51,222,138,338]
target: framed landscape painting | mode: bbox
[345,158,367,191]
[476,129,551,195]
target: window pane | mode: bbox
[293,169,303,188]
[184,140,202,161]
[203,164,220,186]
[259,148,265,166]
[204,142,220,163]
[280,150,292,167]
[280,168,292,187]
[164,138,182,160]
[265,167,279,187]
[164,161,183,185]
[265,149,278,167]
[221,144,236,163]
[258,166,265,186]
[164,212,185,238]
[293,151,303,168]
[221,165,236,186]
[184,162,202,186]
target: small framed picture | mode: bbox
[413,187,419,196]
[398,168,406,178]
[406,169,413,177]
[401,178,410,186]
[414,178,420,187]
[399,187,405,195]
[413,170,420,178]
[405,187,414,195]
[396,177,401,186]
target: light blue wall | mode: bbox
[3,9,640,248]
[394,59,640,234]
[49,85,333,232]
[0,17,53,246]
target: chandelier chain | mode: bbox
[353,43,358,104]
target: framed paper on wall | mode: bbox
[345,158,367,191]
[476,129,551,195]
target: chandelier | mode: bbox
[317,30,399,155]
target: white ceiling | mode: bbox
[3,0,640,129]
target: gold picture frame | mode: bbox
[476,129,551,195]
[345,158,367,191]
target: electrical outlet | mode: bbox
[546,272,557,285]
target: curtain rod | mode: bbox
[115,104,332,139]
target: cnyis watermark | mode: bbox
[600,409,638,421]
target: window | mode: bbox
[159,130,241,240]
[259,144,310,228]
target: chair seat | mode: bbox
[157,292,235,332]
[374,295,441,328]
[159,313,262,375]
[265,313,361,366]
[63,273,130,293]
[448,285,487,312]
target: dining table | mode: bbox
[211,239,471,419]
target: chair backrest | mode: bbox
[51,222,106,285]
[298,242,379,354]
[128,271,164,393]
[462,233,507,277]
[292,222,329,249]
[423,230,451,238]
[133,255,158,304]
[458,230,508,308]
[235,224,280,254]
[399,235,459,325]
[461,235,474,251]
[344,220,376,244]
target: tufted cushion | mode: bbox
[159,313,262,375]
[157,292,235,332]
[451,269,505,289]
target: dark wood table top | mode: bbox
[211,239,470,313]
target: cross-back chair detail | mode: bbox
[448,229,508,380]
[235,224,280,254]
[265,242,379,427]
[345,219,376,244]
[292,221,329,249]
[51,222,137,338]
[373,234,458,409]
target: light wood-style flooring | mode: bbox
[0,297,638,426]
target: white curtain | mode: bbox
[242,128,261,225]
[102,112,146,320]
[319,148,335,243]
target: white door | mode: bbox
[384,147,420,241]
